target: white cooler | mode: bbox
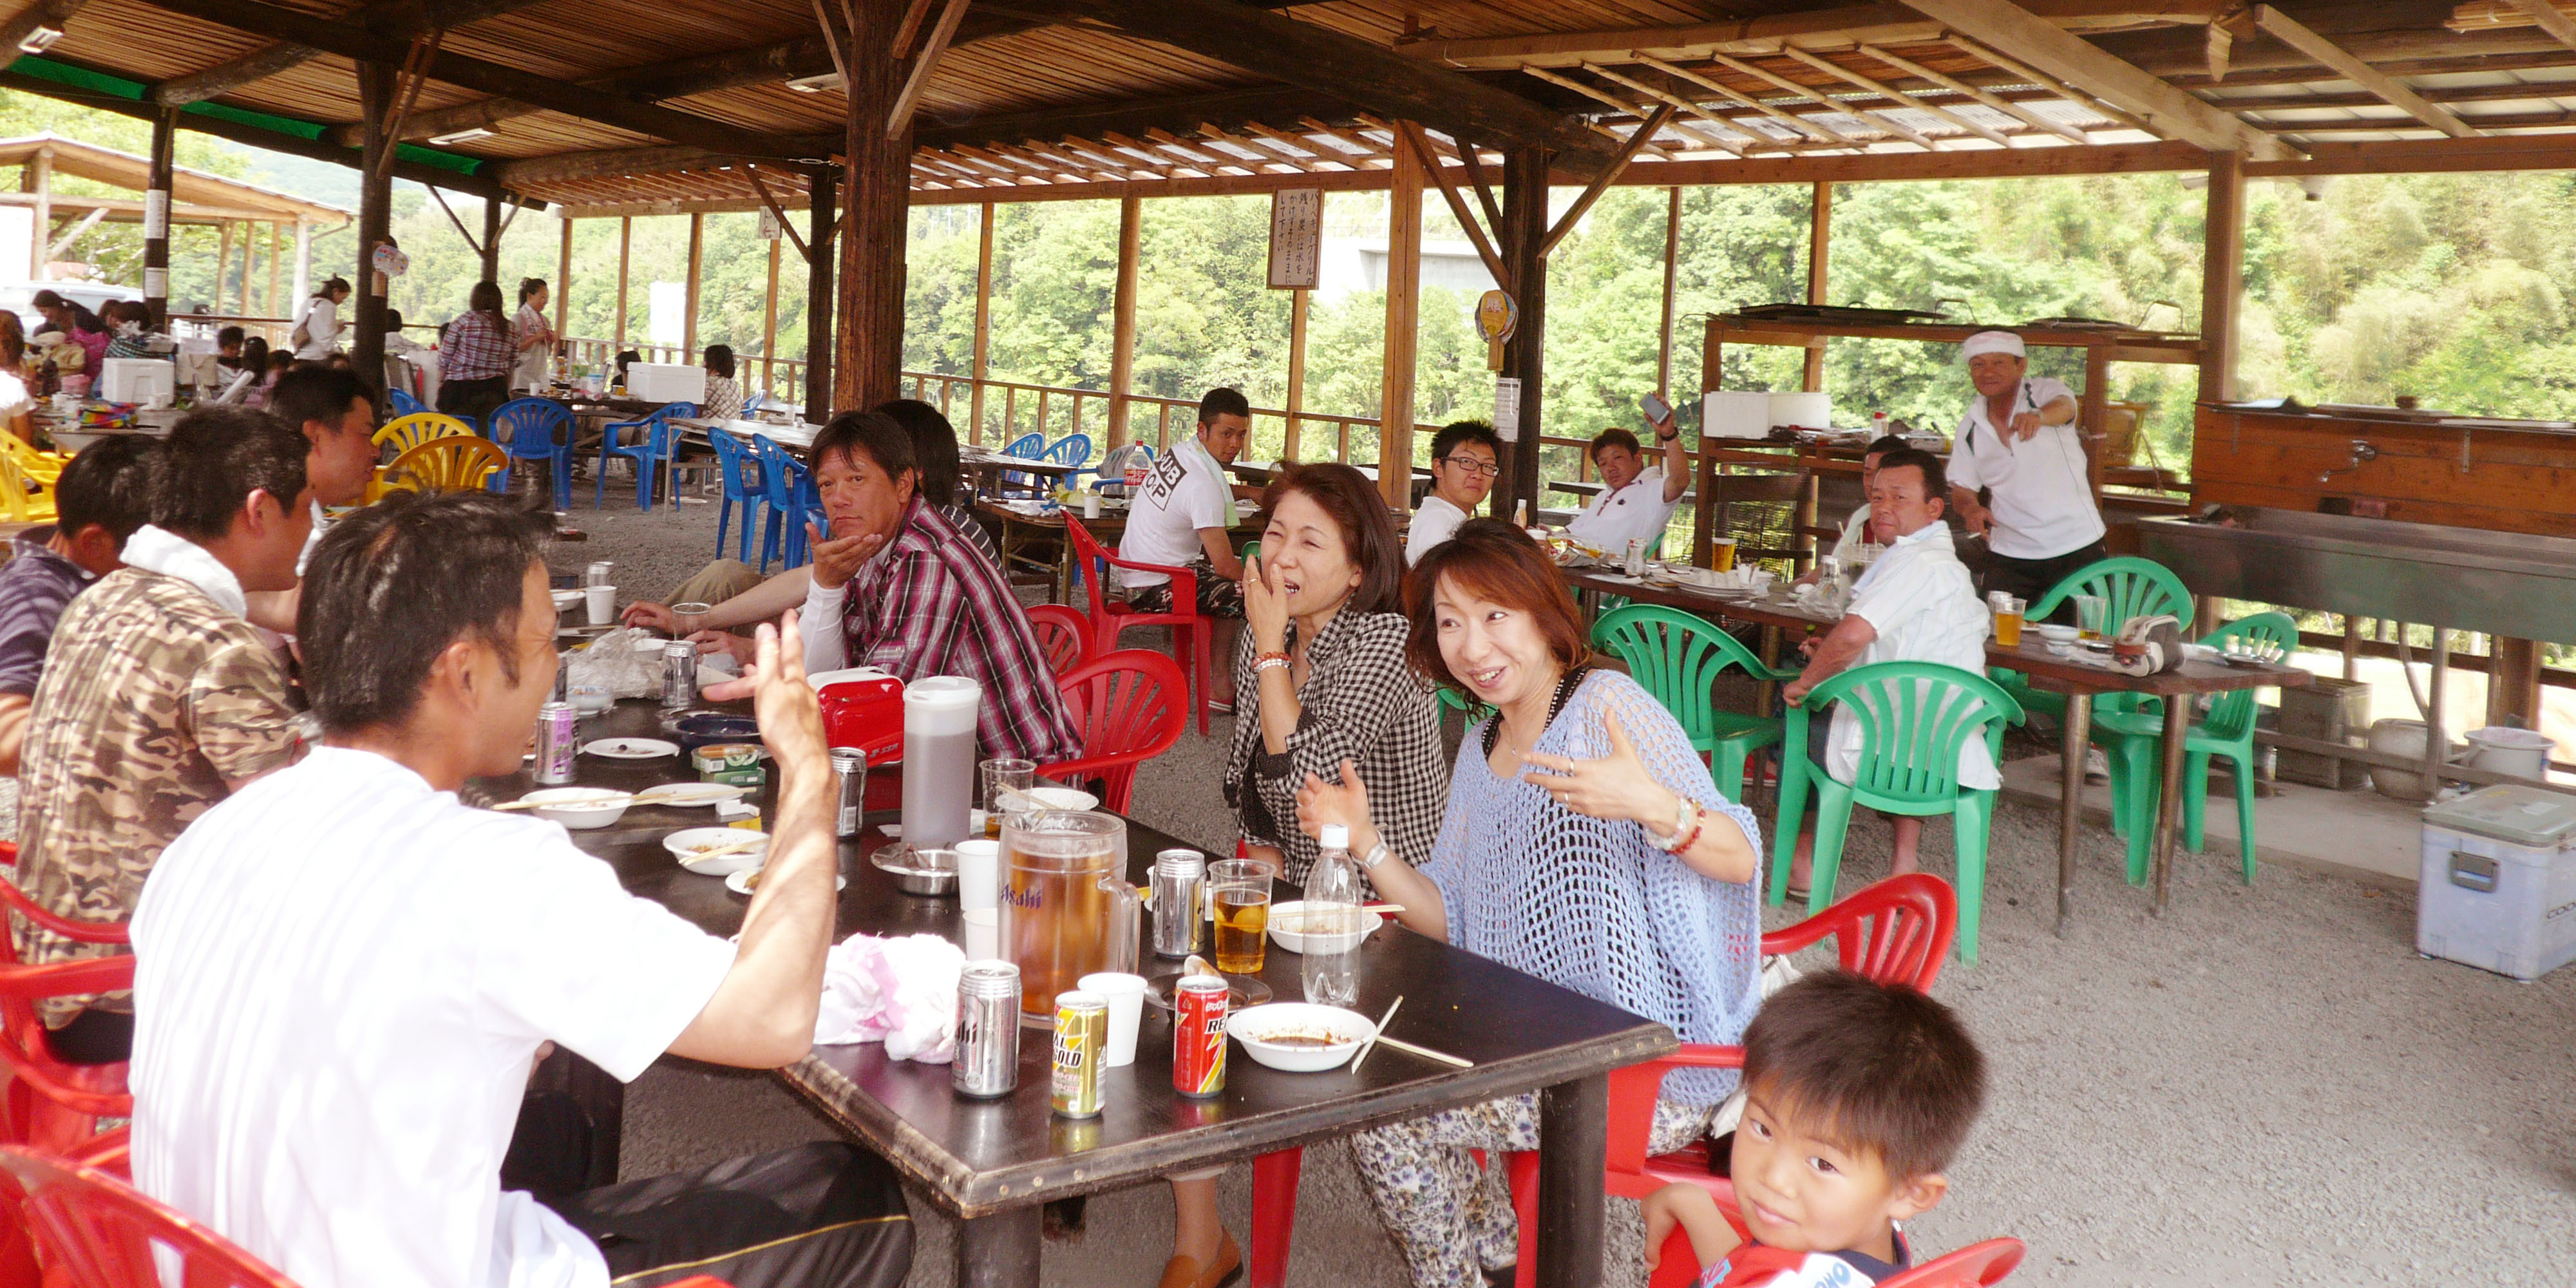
[2417,785,2576,981]
[625,362,706,404]
[100,358,175,406]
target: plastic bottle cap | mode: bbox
[1319,824,1349,849]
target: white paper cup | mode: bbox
[961,909,998,960]
[1080,971,1148,1067]
[585,584,617,625]
[955,839,1001,914]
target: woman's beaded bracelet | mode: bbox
[1253,652,1291,675]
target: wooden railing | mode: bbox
[897,370,1406,470]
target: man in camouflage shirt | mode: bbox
[13,406,315,1064]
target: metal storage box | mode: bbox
[2417,786,2576,981]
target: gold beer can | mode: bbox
[1050,990,1108,1118]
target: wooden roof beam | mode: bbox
[2247,5,2479,137]
[1,0,98,71]
[1044,0,1618,169]
[1296,118,1394,160]
[1940,33,2150,134]
[1577,63,1766,152]
[1902,0,2291,158]
[1396,2,2226,71]
[1519,66,1756,158]
[1195,125,1317,172]
[2490,0,2576,53]
[914,86,1345,153]
[1853,41,2087,143]
[133,0,832,160]
[151,0,555,107]
[488,146,823,187]
[1139,128,1258,174]
[1615,56,1838,150]
[1692,50,1935,149]
[1244,121,1368,169]
[1774,45,2011,146]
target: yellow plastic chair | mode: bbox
[0,435,69,484]
[0,454,59,524]
[372,413,473,457]
[375,435,506,497]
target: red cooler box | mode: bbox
[817,669,906,811]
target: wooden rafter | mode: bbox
[743,165,811,262]
[1622,53,1851,148]
[1198,126,1316,172]
[1395,120,1508,291]
[1942,33,2150,133]
[1515,66,1700,158]
[2248,5,2479,138]
[1694,51,1931,149]
[1903,0,2290,158]
[1580,63,1760,153]
[1245,122,1360,169]
[1296,118,1394,161]
[1774,45,2010,147]
[429,185,484,254]
[373,33,442,186]
[1543,103,1677,256]
[1143,128,1256,174]
[2492,0,2576,53]
[889,0,974,140]
[1853,42,2088,144]
[889,0,938,60]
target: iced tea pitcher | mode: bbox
[997,810,1136,1019]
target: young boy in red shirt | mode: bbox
[1645,970,1987,1287]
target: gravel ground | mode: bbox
[33,486,2574,1287]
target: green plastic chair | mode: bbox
[1990,556,2193,727]
[1771,661,2023,963]
[1589,604,1800,802]
[2088,612,2297,887]
[1434,685,1494,723]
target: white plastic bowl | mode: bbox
[1227,1003,1377,1072]
[665,826,770,875]
[517,787,630,830]
[1021,786,1099,812]
[1266,900,1386,954]
[2033,623,2081,643]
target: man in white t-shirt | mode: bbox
[1943,330,2106,614]
[1563,405,1688,556]
[131,492,911,1288]
[1781,450,1994,895]
[1406,419,1501,565]
[1119,386,1262,697]
[1799,433,1911,584]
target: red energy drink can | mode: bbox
[1173,974,1227,1097]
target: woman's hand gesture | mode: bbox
[1294,758,1374,844]
[1242,550,1290,654]
[1519,709,1671,827]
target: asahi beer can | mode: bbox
[829,747,868,838]
[1173,974,1228,1097]
[1151,849,1208,959]
[584,560,614,587]
[1051,990,1108,1118]
[661,640,696,709]
[534,702,577,784]
[953,961,1021,1098]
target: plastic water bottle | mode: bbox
[1301,824,1363,1009]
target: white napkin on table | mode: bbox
[812,932,967,1063]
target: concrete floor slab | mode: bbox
[1998,755,2429,887]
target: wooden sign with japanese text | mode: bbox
[1267,189,1323,290]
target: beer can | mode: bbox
[533,702,577,785]
[1050,990,1108,1118]
[584,560,614,587]
[1151,849,1207,959]
[1173,974,1228,1097]
[829,747,868,838]
[953,961,1021,1098]
[661,640,697,709]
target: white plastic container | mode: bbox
[100,358,175,406]
[1700,390,1771,439]
[625,362,707,404]
[2462,726,2555,782]
[1768,390,1832,430]
[2416,785,2576,981]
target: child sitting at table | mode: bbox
[1643,970,1986,1287]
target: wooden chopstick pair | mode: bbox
[1349,996,1473,1073]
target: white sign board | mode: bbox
[1267,188,1323,290]
[143,191,168,240]
[759,208,784,242]
[1494,377,1521,442]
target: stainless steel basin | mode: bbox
[2133,508,2576,641]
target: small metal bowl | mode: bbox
[872,845,959,897]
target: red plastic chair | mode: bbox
[0,853,134,1163]
[1502,875,1960,1288]
[1037,650,1188,815]
[1025,602,1096,675]
[1063,516,1218,736]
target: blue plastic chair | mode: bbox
[1043,431,1094,489]
[487,397,576,510]
[386,388,427,417]
[998,431,1046,496]
[593,401,696,511]
[753,436,821,572]
[707,429,766,563]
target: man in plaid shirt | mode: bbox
[795,412,1079,764]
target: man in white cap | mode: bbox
[1944,330,2105,611]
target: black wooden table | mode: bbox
[471,699,1674,1288]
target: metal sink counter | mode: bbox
[2134,508,2576,641]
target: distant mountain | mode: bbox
[219,141,427,215]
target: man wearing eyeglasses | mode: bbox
[1405,420,1503,565]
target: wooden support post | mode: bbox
[1499,144,1551,522]
[763,235,781,397]
[614,216,632,348]
[1107,194,1141,446]
[1657,186,1680,397]
[216,222,235,314]
[25,147,49,279]
[833,0,910,414]
[2199,151,2246,404]
[555,214,572,345]
[683,211,704,359]
[2488,637,2544,730]
[482,196,503,284]
[805,171,838,423]
[1803,181,1830,393]
[971,199,992,444]
[266,222,282,316]
[1379,125,1423,500]
[2081,344,2110,499]
[1285,286,1309,461]
[351,63,394,389]
[291,218,311,307]
[144,109,175,327]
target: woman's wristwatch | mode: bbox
[1359,839,1390,871]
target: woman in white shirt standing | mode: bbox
[290,278,350,361]
[1562,401,1688,557]
[511,278,556,392]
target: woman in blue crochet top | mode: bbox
[1297,518,1766,1288]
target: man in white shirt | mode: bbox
[131,491,911,1288]
[1798,433,1910,585]
[1943,330,2106,614]
[1563,404,1688,556]
[1781,449,1995,893]
[1406,419,1500,565]
[1119,386,1262,697]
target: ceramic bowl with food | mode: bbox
[516,787,630,830]
[1265,900,1386,954]
[2033,623,2081,643]
[664,826,770,875]
[1226,1002,1378,1072]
